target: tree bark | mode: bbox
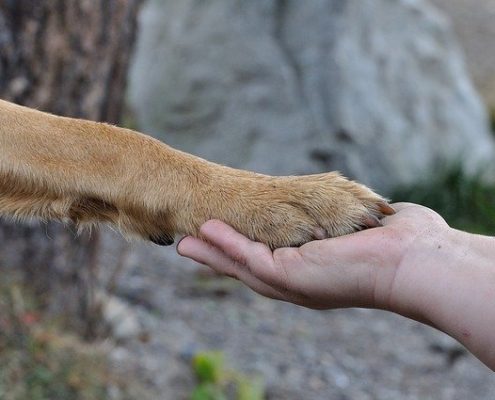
[0,0,142,337]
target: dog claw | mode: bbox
[149,233,175,246]
[378,202,395,216]
[362,215,382,229]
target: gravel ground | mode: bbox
[97,230,495,400]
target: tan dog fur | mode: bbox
[0,99,393,249]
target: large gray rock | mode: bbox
[128,0,494,192]
[431,0,495,107]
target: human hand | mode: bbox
[176,203,449,312]
[178,202,495,370]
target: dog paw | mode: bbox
[182,171,394,249]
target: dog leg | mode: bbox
[0,99,393,248]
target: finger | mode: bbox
[177,235,287,301]
[389,202,417,212]
[198,220,269,264]
[379,202,419,226]
[199,220,280,281]
[177,236,225,267]
[199,220,305,293]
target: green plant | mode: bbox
[190,351,265,400]
[193,351,225,384]
[392,166,495,235]
[191,383,227,400]
[236,377,265,400]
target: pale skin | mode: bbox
[177,203,495,371]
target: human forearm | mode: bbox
[390,227,495,370]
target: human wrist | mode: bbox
[389,225,495,369]
[380,224,462,324]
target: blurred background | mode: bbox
[0,0,494,399]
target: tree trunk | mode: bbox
[0,0,142,338]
